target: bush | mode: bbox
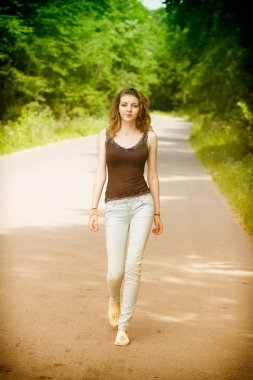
[0,102,105,156]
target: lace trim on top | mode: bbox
[105,188,151,203]
[105,129,110,143]
[106,129,148,151]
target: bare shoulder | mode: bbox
[98,128,107,142]
[99,128,106,136]
[147,130,157,148]
[99,128,107,137]
[147,130,157,140]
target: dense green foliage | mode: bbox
[0,101,106,155]
[0,0,161,121]
[156,0,253,234]
[1,0,252,128]
[155,1,253,119]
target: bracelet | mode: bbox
[154,213,160,216]
[89,208,98,218]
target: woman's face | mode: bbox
[118,95,139,123]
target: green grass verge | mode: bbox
[189,115,253,236]
[0,103,106,156]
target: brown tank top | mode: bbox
[105,129,151,202]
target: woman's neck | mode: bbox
[119,121,137,134]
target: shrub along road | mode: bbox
[0,114,253,379]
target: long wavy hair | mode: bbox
[108,87,152,137]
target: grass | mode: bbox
[189,114,253,236]
[0,103,106,156]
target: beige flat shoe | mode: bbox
[108,297,120,327]
[114,329,130,346]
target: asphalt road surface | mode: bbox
[0,115,253,380]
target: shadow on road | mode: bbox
[0,224,253,379]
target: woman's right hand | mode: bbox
[89,215,100,232]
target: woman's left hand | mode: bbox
[152,215,163,235]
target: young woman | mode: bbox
[89,87,163,346]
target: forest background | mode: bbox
[0,0,252,234]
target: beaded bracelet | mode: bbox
[89,208,98,218]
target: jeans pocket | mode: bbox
[105,200,115,211]
[139,194,154,206]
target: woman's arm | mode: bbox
[147,131,163,235]
[89,129,106,232]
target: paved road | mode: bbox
[0,115,253,380]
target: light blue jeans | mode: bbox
[105,193,154,330]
